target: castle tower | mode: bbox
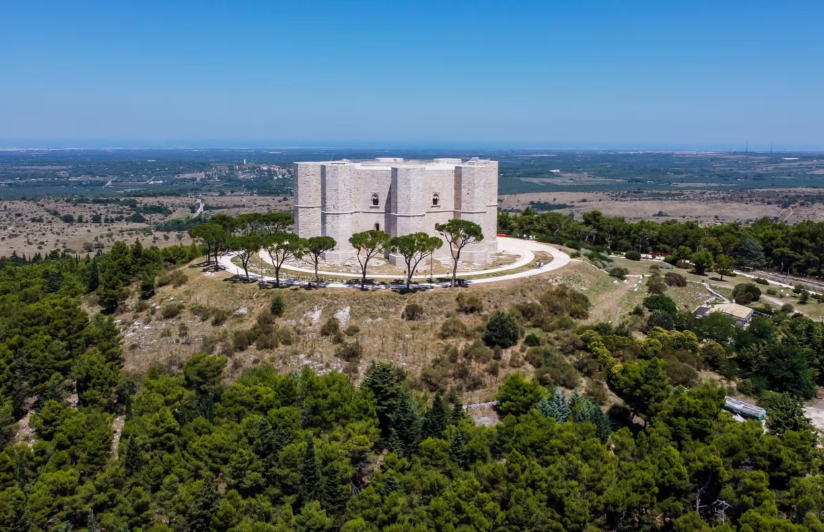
[293,162,321,238]
[320,161,355,260]
[454,159,497,263]
[388,165,427,265]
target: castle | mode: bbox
[293,157,498,264]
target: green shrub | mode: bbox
[766,288,777,296]
[524,333,542,347]
[402,302,424,320]
[276,326,294,345]
[232,329,257,352]
[625,250,641,261]
[320,316,340,336]
[609,267,628,280]
[269,296,285,317]
[464,340,494,363]
[456,293,484,314]
[754,277,769,285]
[211,309,229,326]
[643,294,677,316]
[646,274,667,295]
[664,272,687,287]
[483,311,520,349]
[161,303,185,320]
[344,325,360,336]
[732,283,761,304]
[439,318,468,339]
[335,341,363,361]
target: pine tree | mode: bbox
[387,429,403,456]
[450,395,466,425]
[255,417,280,462]
[422,393,449,439]
[389,391,421,457]
[381,473,400,496]
[186,476,218,532]
[87,257,100,292]
[9,497,32,532]
[86,509,97,532]
[299,436,321,506]
[320,461,348,518]
[538,390,571,422]
[362,362,406,438]
[123,436,145,476]
[124,394,133,421]
[450,432,469,469]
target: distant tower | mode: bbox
[243,159,247,165]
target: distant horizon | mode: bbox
[1,141,823,153]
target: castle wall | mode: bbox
[293,158,498,265]
[353,167,392,233]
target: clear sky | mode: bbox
[1,1,822,150]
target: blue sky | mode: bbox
[1,1,822,149]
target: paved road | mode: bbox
[218,237,571,289]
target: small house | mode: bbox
[693,302,754,327]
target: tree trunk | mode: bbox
[451,250,460,288]
[274,265,281,287]
[314,262,319,287]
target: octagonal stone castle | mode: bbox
[293,157,498,265]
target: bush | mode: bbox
[335,341,363,361]
[664,359,698,386]
[524,333,542,347]
[646,310,675,331]
[439,318,468,339]
[161,303,185,319]
[664,272,687,287]
[643,294,677,316]
[456,293,484,314]
[344,325,360,336]
[754,277,769,285]
[646,274,667,295]
[276,326,294,345]
[269,296,285,317]
[527,347,580,389]
[233,329,257,352]
[255,331,279,350]
[609,267,628,280]
[766,288,777,296]
[211,309,229,326]
[402,302,424,320]
[464,340,494,364]
[732,283,761,304]
[320,317,340,337]
[157,270,187,289]
[625,250,641,261]
[799,290,810,304]
[483,311,520,349]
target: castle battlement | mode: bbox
[294,157,498,264]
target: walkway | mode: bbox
[217,237,571,289]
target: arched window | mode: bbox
[432,193,440,207]
[371,193,379,206]
[375,223,380,231]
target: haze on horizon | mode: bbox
[1,1,822,151]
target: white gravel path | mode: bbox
[217,237,570,289]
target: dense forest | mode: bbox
[3,217,824,530]
[499,209,824,278]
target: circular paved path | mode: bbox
[218,236,570,289]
